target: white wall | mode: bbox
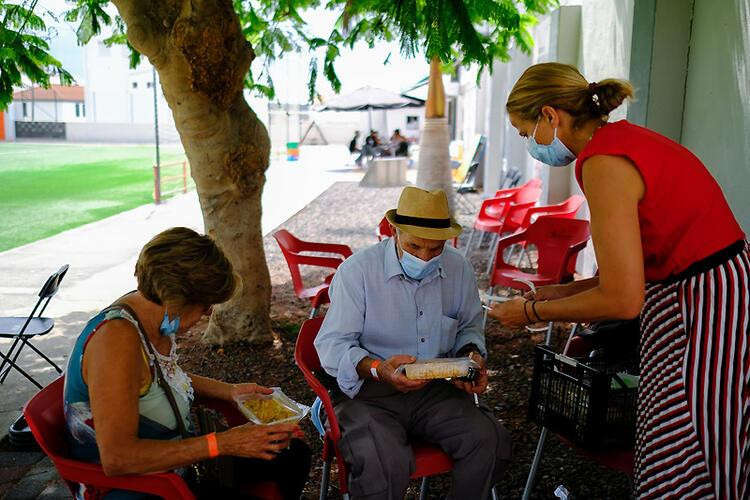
[680,0,750,231]
[12,100,86,123]
[66,122,161,143]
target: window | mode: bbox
[132,82,138,89]
[82,103,86,117]
[75,103,80,117]
[22,102,27,117]
[146,81,153,88]
[406,116,419,130]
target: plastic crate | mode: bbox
[528,345,637,451]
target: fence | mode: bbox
[153,160,192,204]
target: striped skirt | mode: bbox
[635,242,750,499]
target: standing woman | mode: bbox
[489,62,748,499]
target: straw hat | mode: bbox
[385,187,463,241]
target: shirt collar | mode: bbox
[383,237,447,282]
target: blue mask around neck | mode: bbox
[527,117,577,167]
[397,240,442,280]
[159,312,180,337]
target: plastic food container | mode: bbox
[234,388,310,425]
[400,357,480,380]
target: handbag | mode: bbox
[110,303,236,493]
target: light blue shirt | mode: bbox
[314,237,485,398]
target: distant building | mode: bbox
[12,84,86,123]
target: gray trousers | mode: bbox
[334,380,512,500]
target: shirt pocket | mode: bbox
[439,315,459,354]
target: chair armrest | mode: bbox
[295,254,347,270]
[300,241,353,259]
[53,458,195,499]
[520,204,562,228]
[495,227,531,253]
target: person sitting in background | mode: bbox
[315,187,512,499]
[355,129,382,166]
[64,227,311,499]
[348,131,360,154]
[390,128,409,157]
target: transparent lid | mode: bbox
[234,387,311,425]
[400,357,479,380]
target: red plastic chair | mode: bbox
[295,317,456,500]
[24,377,282,499]
[492,177,543,199]
[489,217,590,291]
[510,195,586,267]
[273,229,353,318]
[376,216,459,248]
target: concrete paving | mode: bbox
[0,145,371,439]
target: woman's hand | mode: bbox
[218,422,302,461]
[228,383,273,401]
[488,297,529,328]
[452,352,488,395]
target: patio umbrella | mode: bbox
[318,86,425,131]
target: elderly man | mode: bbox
[315,187,512,499]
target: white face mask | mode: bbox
[395,236,443,280]
[526,117,577,167]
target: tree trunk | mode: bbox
[112,0,272,344]
[417,57,455,213]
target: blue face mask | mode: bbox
[527,117,577,167]
[397,239,443,280]
[159,312,180,337]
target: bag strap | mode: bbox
[102,303,191,439]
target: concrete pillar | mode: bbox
[482,64,509,195]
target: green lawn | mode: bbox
[0,143,187,252]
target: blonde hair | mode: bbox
[506,62,634,126]
[135,227,236,308]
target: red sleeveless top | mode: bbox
[575,120,744,282]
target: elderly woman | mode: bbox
[64,227,311,498]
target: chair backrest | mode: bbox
[34,264,69,318]
[294,317,341,444]
[273,230,306,295]
[376,217,393,241]
[556,195,585,217]
[25,376,196,499]
[511,186,542,205]
[526,218,591,281]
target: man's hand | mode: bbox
[452,352,488,395]
[377,355,429,393]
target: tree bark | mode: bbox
[112,0,272,344]
[417,57,454,213]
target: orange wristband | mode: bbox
[206,432,219,459]
[370,360,381,379]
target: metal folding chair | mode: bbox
[0,264,68,389]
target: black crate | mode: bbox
[528,345,637,451]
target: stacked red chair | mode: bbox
[484,217,590,338]
[273,229,353,318]
[509,195,586,267]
